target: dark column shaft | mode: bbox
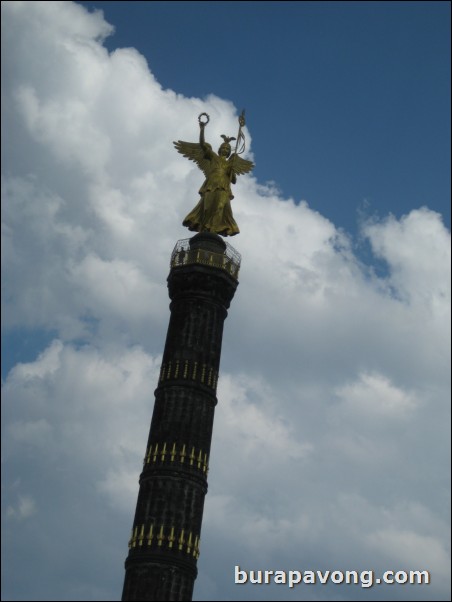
[122,233,239,601]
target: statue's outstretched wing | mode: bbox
[228,154,255,176]
[173,140,211,177]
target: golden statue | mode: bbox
[174,111,254,236]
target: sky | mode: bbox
[1,1,450,601]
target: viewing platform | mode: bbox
[170,233,241,280]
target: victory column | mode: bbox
[122,112,254,601]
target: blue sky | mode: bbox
[2,2,450,601]
[79,0,451,233]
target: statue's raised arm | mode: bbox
[173,111,254,237]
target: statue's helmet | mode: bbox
[219,134,235,157]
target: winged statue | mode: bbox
[174,112,254,236]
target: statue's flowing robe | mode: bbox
[183,153,239,236]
